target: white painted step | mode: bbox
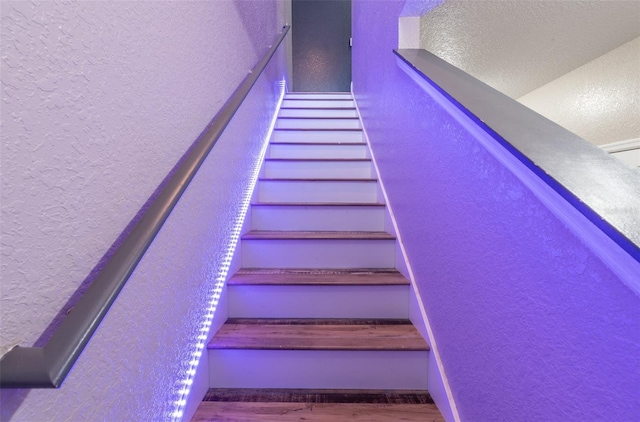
[241,232,395,269]
[281,99,355,108]
[268,143,369,159]
[275,118,361,130]
[251,203,385,231]
[228,284,409,318]
[272,129,363,143]
[258,179,378,203]
[209,349,428,389]
[284,93,352,100]
[279,108,358,118]
[263,159,373,179]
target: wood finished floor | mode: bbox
[191,389,444,422]
[243,231,393,240]
[208,319,429,351]
[229,268,410,286]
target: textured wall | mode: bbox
[419,0,640,98]
[518,37,640,146]
[1,0,285,420]
[352,1,640,421]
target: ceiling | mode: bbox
[417,0,640,98]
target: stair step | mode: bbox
[210,319,428,350]
[241,234,395,268]
[281,99,355,108]
[285,92,353,100]
[192,401,443,422]
[272,128,364,143]
[263,158,373,179]
[269,142,368,159]
[208,320,429,389]
[258,179,379,203]
[251,202,385,231]
[279,108,358,118]
[229,268,408,285]
[202,388,434,403]
[275,117,361,129]
[227,269,409,319]
[193,389,443,421]
[243,230,394,240]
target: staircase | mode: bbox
[191,93,444,421]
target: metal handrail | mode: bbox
[394,48,640,264]
[0,25,290,389]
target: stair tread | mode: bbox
[283,98,353,101]
[279,107,357,110]
[277,117,359,120]
[252,202,385,207]
[264,158,371,162]
[274,128,362,132]
[229,268,409,286]
[270,141,364,146]
[192,401,443,422]
[202,388,432,403]
[259,177,377,182]
[243,231,395,240]
[209,319,429,351]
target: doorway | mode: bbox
[291,0,352,92]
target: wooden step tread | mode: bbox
[202,388,433,403]
[264,158,371,162]
[258,177,377,182]
[274,128,362,132]
[252,202,385,207]
[279,106,357,110]
[283,98,353,101]
[192,401,444,422]
[242,231,395,240]
[208,319,429,351]
[229,269,409,286]
[269,141,364,146]
[277,117,359,120]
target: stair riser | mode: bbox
[241,239,395,268]
[272,130,364,143]
[275,118,361,130]
[209,349,428,389]
[268,143,369,159]
[281,99,354,108]
[263,160,373,179]
[279,108,358,118]
[251,205,385,231]
[228,285,409,319]
[284,93,352,100]
[258,180,378,203]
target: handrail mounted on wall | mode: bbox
[394,48,640,265]
[0,25,290,389]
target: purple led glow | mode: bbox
[352,1,640,420]
[169,80,286,421]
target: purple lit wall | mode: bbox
[352,1,640,421]
[1,1,285,420]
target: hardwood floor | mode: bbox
[191,389,445,422]
[228,268,410,286]
[208,319,429,351]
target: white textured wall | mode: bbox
[1,0,285,420]
[518,37,640,146]
[419,0,640,98]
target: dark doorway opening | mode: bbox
[292,0,352,92]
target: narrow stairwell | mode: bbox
[192,93,444,421]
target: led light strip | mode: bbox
[170,79,286,421]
